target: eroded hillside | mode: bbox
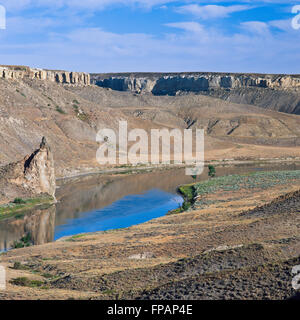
[0,67,300,178]
[91,72,300,115]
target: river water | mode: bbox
[1,163,300,251]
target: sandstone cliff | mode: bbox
[0,65,90,85]
[91,72,300,114]
[0,137,56,203]
[91,72,300,93]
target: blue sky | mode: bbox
[0,1,299,73]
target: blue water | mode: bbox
[54,189,183,240]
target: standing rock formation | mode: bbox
[0,137,56,203]
[23,137,56,199]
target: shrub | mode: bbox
[13,198,26,204]
[12,233,32,249]
[12,262,29,270]
[208,165,216,178]
[181,202,191,212]
[56,106,66,114]
[10,277,44,288]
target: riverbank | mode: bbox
[0,195,55,221]
[2,158,299,222]
[0,168,299,300]
[56,157,300,184]
[172,170,300,215]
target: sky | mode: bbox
[0,1,300,74]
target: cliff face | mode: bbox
[0,65,90,85]
[91,72,300,114]
[91,72,300,93]
[0,137,56,202]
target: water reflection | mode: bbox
[0,205,55,251]
[0,163,299,250]
[54,189,183,240]
[55,163,300,228]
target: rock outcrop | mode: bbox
[91,72,300,93]
[0,137,56,202]
[0,65,90,85]
[91,72,300,114]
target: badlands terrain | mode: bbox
[0,66,300,300]
[0,67,300,180]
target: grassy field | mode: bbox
[176,170,300,212]
[0,195,55,221]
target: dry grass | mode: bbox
[0,170,299,300]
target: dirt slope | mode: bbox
[1,77,300,178]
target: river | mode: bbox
[1,163,300,251]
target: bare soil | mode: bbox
[1,78,300,179]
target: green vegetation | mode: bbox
[102,289,117,296]
[77,113,89,122]
[12,233,32,249]
[194,170,300,197]
[14,213,25,219]
[208,165,216,178]
[169,170,300,215]
[56,106,66,114]
[178,185,195,212]
[16,89,26,97]
[11,262,57,280]
[10,277,46,288]
[13,198,26,204]
[72,103,88,122]
[116,164,133,168]
[65,234,87,242]
[178,185,195,202]
[0,196,54,220]
[73,99,80,104]
[12,262,30,270]
[168,184,196,214]
[42,273,55,279]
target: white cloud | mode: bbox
[0,0,295,12]
[0,0,176,11]
[165,21,205,34]
[241,21,270,36]
[177,4,252,19]
[269,19,294,32]
[1,18,299,74]
[0,1,299,74]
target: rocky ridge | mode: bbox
[91,72,300,114]
[0,65,90,85]
[91,72,300,93]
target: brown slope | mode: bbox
[0,78,300,178]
